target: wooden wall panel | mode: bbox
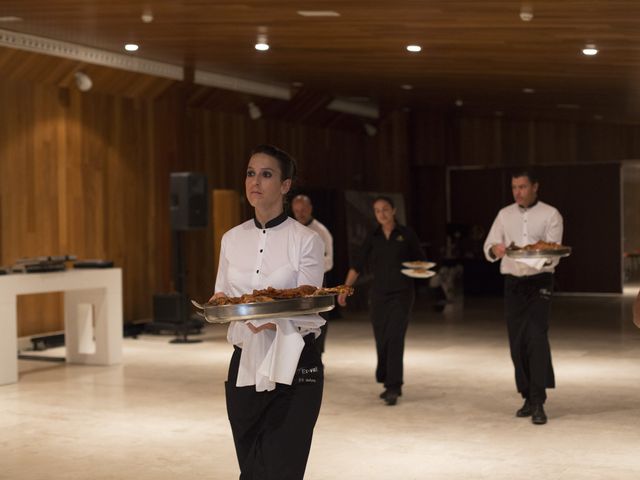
[0,81,65,336]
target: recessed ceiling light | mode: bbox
[406,45,422,53]
[124,43,139,52]
[401,84,413,90]
[455,98,464,107]
[582,44,598,56]
[255,33,269,51]
[141,10,154,23]
[297,11,340,17]
[0,16,23,22]
[519,4,534,22]
[523,88,535,94]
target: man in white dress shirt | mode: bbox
[292,194,334,355]
[484,170,563,425]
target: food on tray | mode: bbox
[412,268,431,274]
[211,284,354,306]
[508,241,567,251]
[403,261,432,268]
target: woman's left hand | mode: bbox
[246,322,277,333]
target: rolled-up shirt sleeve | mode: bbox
[484,212,504,262]
[545,209,563,244]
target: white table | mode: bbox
[0,268,123,385]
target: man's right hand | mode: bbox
[337,292,348,307]
[491,243,506,259]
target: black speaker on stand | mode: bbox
[153,172,209,344]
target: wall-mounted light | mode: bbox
[124,43,139,52]
[363,123,377,137]
[74,71,93,92]
[248,102,262,120]
[406,45,422,53]
[582,44,598,56]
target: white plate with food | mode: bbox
[401,260,436,270]
[401,268,436,279]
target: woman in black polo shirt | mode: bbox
[338,196,425,405]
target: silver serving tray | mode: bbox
[192,295,335,324]
[506,247,572,259]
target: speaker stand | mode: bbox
[170,230,202,344]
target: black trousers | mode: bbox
[504,273,555,405]
[225,335,323,480]
[369,289,414,392]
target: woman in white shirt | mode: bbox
[211,144,325,479]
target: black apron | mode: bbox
[225,334,323,480]
[504,273,555,404]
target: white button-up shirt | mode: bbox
[483,201,563,277]
[215,215,325,391]
[306,218,333,272]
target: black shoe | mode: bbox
[516,399,532,417]
[531,404,547,425]
[384,391,399,406]
[379,388,402,399]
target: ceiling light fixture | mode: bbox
[557,103,580,109]
[455,98,464,107]
[141,10,154,23]
[297,11,340,17]
[255,34,269,51]
[406,45,422,53]
[519,4,534,22]
[523,87,535,93]
[124,43,139,52]
[582,44,598,56]
[401,84,413,90]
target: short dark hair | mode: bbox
[372,195,395,209]
[251,144,297,182]
[511,169,538,184]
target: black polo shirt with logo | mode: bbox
[351,224,425,294]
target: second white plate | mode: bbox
[401,268,436,279]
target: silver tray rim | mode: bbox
[193,294,335,324]
[506,247,572,258]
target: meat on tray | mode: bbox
[211,284,354,306]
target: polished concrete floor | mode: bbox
[3,291,640,480]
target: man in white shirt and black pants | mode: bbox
[292,195,334,356]
[484,170,563,425]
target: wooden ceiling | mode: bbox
[2,0,640,121]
